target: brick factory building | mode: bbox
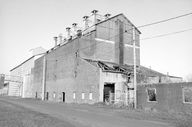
[32,11,141,104]
[7,11,187,110]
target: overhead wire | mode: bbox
[137,12,192,28]
[141,28,192,40]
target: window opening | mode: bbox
[147,88,157,102]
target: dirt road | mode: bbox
[0,96,173,127]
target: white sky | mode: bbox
[0,0,192,80]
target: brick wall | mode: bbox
[32,56,43,98]
[137,82,192,113]
[32,14,140,103]
[96,14,140,65]
[33,36,100,103]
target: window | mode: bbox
[183,87,192,103]
[82,92,85,100]
[73,92,76,99]
[53,92,56,98]
[89,92,93,100]
[147,88,157,102]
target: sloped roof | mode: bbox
[83,58,167,77]
[82,58,140,75]
[10,56,34,72]
[96,13,141,34]
[139,66,166,77]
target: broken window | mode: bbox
[183,87,192,103]
[147,88,157,102]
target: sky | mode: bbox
[0,0,192,80]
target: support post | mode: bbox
[42,55,46,100]
[132,26,137,109]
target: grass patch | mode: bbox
[0,101,75,127]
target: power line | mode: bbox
[138,12,192,28]
[95,12,192,30]
[141,28,192,40]
[90,12,192,44]
[103,28,192,55]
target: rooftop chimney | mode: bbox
[83,16,89,29]
[72,23,78,34]
[53,36,58,47]
[58,33,63,44]
[66,27,71,39]
[104,13,111,19]
[91,10,98,25]
[77,29,82,37]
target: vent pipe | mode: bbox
[83,16,89,29]
[97,19,101,23]
[91,10,98,25]
[66,27,71,39]
[53,36,58,47]
[104,13,111,19]
[58,33,63,44]
[72,23,78,34]
[77,29,82,37]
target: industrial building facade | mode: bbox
[5,11,190,112]
[8,57,34,97]
[32,13,141,104]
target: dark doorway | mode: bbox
[103,83,115,103]
[35,92,38,99]
[46,92,49,100]
[62,92,65,102]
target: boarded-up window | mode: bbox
[183,87,192,103]
[147,88,157,102]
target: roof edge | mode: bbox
[96,13,141,34]
[10,56,35,72]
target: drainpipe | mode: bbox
[42,55,46,100]
[132,26,137,109]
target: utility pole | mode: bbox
[132,26,137,109]
[42,55,46,100]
